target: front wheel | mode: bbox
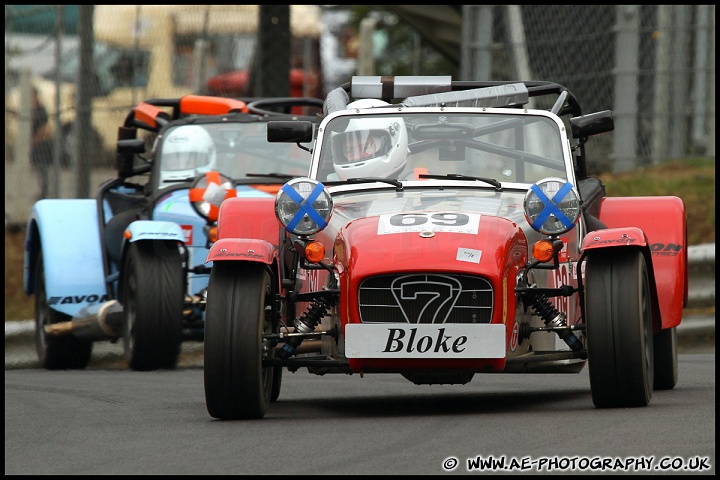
[204,261,276,420]
[34,250,92,369]
[653,326,678,390]
[121,241,184,371]
[585,248,653,408]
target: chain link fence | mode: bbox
[458,5,715,174]
[5,5,323,224]
[4,5,716,226]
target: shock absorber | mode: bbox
[279,296,336,359]
[524,291,583,352]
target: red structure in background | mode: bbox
[206,69,319,114]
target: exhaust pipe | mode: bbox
[44,300,124,341]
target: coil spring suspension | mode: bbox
[279,296,336,359]
[524,291,583,351]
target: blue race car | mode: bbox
[24,95,320,370]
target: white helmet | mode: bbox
[330,100,408,180]
[160,125,216,183]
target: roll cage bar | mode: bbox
[319,76,614,180]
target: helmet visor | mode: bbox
[333,129,392,164]
[163,151,211,171]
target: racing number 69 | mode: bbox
[389,212,470,227]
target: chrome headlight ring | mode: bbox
[523,177,580,235]
[275,178,333,236]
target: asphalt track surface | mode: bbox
[5,353,715,475]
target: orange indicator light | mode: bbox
[207,226,218,244]
[533,240,555,262]
[304,241,325,263]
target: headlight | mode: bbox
[189,171,236,222]
[275,178,333,236]
[523,177,580,235]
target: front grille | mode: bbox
[358,273,493,324]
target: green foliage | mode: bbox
[598,158,715,246]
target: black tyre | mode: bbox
[121,241,184,371]
[204,262,276,419]
[271,365,283,403]
[585,249,653,408]
[34,250,92,369]
[653,326,678,390]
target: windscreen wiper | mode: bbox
[246,173,297,180]
[346,177,404,191]
[418,173,502,191]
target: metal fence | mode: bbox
[5,5,323,223]
[4,5,716,226]
[459,5,716,173]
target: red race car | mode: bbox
[203,76,687,419]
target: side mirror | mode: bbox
[570,110,614,139]
[116,126,145,177]
[267,120,314,143]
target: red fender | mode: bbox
[206,238,276,265]
[216,197,282,246]
[581,226,648,250]
[595,196,687,329]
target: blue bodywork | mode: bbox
[24,199,107,318]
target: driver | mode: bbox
[329,100,408,180]
[339,130,387,162]
[160,125,217,185]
